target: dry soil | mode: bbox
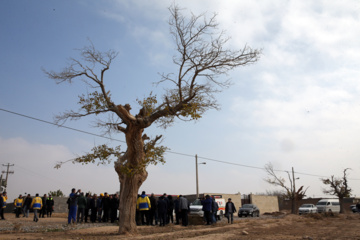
[1,212,360,239]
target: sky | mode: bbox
[1,0,360,202]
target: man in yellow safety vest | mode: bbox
[14,194,24,218]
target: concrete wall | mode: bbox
[249,194,279,214]
[53,196,69,213]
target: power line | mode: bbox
[0,108,126,143]
[1,108,360,180]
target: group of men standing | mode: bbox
[200,195,219,225]
[2,192,53,222]
[136,192,190,227]
[67,189,120,225]
[2,190,238,226]
[201,196,237,224]
[0,192,54,222]
[14,193,54,220]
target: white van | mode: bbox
[189,198,226,219]
[316,199,340,213]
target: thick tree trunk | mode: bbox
[291,197,297,214]
[339,197,345,214]
[115,124,148,234]
[117,173,143,234]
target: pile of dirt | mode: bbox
[263,211,286,216]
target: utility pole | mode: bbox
[0,174,3,192]
[291,167,297,213]
[195,154,206,199]
[2,163,14,190]
[196,154,199,198]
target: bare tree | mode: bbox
[321,168,352,213]
[264,163,308,214]
[44,5,261,234]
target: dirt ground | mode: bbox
[1,212,360,239]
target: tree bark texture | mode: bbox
[339,197,345,214]
[116,125,148,234]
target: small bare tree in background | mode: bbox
[264,163,308,214]
[321,168,351,213]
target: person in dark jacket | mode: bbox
[0,192,4,220]
[77,192,87,223]
[110,194,119,223]
[23,194,32,218]
[174,195,180,225]
[211,197,219,223]
[225,198,236,224]
[90,194,98,223]
[167,195,174,224]
[202,195,213,225]
[39,194,47,218]
[101,192,111,222]
[178,195,189,226]
[46,195,54,217]
[157,196,167,226]
[84,193,91,223]
[97,193,103,222]
[149,193,157,225]
[163,193,169,224]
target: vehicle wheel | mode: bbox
[218,210,223,220]
[251,212,255,217]
[257,212,260,217]
[239,214,242,218]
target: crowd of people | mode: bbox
[136,191,191,227]
[66,189,120,224]
[135,192,237,226]
[0,189,237,226]
[0,192,54,222]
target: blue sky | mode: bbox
[1,0,360,202]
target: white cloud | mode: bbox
[0,137,120,201]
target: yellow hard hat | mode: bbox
[100,193,104,197]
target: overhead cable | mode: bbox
[1,107,359,180]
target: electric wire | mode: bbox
[0,108,126,143]
[1,107,359,180]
